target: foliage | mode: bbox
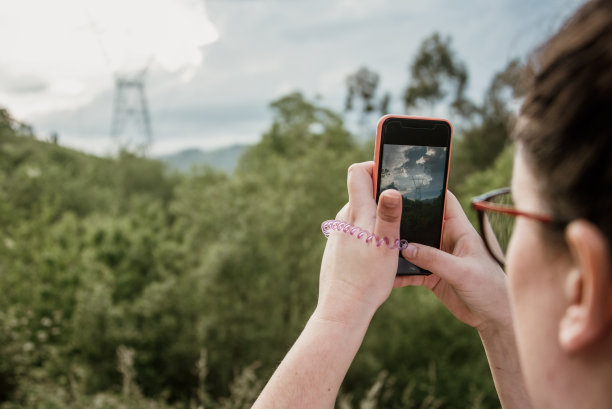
[456,145,514,226]
[450,60,523,186]
[345,67,391,121]
[0,29,520,407]
[403,33,473,117]
[159,145,248,174]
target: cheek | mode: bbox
[506,221,540,298]
[506,221,566,402]
[507,224,542,351]
[506,221,564,311]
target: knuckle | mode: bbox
[347,164,357,186]
[378,210,400,224]
[335,203,349,220]
[348,162,369,175]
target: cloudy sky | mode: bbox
[0,0,586,156]
[381,145,447,200]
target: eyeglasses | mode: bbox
[471,188,567,267]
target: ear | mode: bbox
[559,220,612,353]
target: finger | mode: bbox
[393,273,441,290]
[394,274,427,287]
[444,190,461,218]
[401,242,465,287]
[442,191,478,235]
[373,189,402,245]
[347,161,377,221]
[441,190,484,253]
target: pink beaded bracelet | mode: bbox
[321,220,408,251]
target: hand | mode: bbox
[396,191,512,333]
[316,161,403,324]
[253,163,403,408]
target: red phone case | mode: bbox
[373,115,453,250]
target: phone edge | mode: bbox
[372,114,453,251]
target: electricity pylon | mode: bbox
[410,175,427,200]
[110,67,153,152]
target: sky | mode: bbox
[0,0,587,156]
[381,145,447,200]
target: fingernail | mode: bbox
[403,244,418,259]
[382,191,401,209]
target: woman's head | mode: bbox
[513,0,612,244]
[507,1,612,407]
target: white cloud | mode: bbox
[0,0,218,118]
[86,0,218,74]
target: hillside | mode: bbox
[157,144,249,173]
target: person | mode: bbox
[253,1,612,407]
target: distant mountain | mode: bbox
[157,144,250,173]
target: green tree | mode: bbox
[450,60,524,188]
[404,33,474,117]
[345,67,391,122]
[199,92,366,396]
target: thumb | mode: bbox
[374,190,402,246]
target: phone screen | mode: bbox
[375,118,451,275]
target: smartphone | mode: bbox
[373,115,452,275]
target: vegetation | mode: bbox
[0,30,516,408]
[158,145,248,174]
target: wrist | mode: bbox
[477,317,520,366]
[476,318,514,344]
[475,285,514,340]
[475,302,514,340]
[314,289,378,329]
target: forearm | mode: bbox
[479,326,534,409]
[252,306,374,409]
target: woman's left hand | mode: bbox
[316,161,403,325]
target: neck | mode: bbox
[540,335,612,409]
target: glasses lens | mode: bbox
[482,192,515,264]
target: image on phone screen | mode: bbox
[379,144,448,275]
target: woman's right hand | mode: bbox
[395,191,512,334]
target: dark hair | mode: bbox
[514,0,612,246]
